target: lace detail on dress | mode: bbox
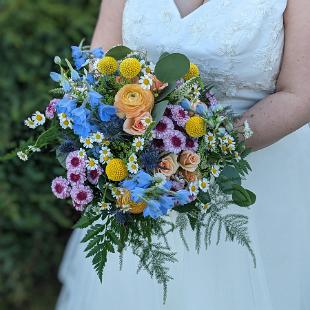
[123,0,287,110]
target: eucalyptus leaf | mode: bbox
[151,100,169,125]
[218,166,241,194]
[159,52,170,60]
[55,147,67,169]
[232,184,255,207]
[173,202,196,213]
[154,53,190,82]
[155,81,177,102]
[106,45,132,60]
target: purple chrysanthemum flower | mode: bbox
[154,116,174,139]
[185,137,199,152]
[51,177,71,199]
[71,184,93,206]
[45,99,59,119]
[66,151,86,172]
[163,130,186,154]
[73,201,84,212]
[168,104,189,127]
[87,167,102,185]
[153,138,165,151]
[67,170,86,185]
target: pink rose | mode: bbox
[178,150,201,172]
[123,112,152,136]
[157,154,179,177]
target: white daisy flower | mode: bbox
[77,148,87,159]
[141,61,155,74]
[91,131,104,143]
[17,151,28,161]
[141,114,152,127]
[32,111,46,126]
[127,162,139,174]
[133,137,144,151]
[128,153,137,163]
[58,113,67,120]
[80,137,93,149]
[99,147,112,163]
[226,134,235,146]
[111,187,124,199]
[220,144,229,155]
[244,120,253,139]
[98,201,112,210]
[59,117,73,129]
[139,74,153,90]
[211,165,221,178]
[205,132,215,143]
[24,117,37,129]
[86,158,99,170]
[227,143,236,152]
[199,178,210,192]
[189,181,199,196]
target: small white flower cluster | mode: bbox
[189,84,201,103]
[127,153,139,174]
[80,132,106,149]
[16,145,41,162]
[188,178,210,196]
[99,146,112,164]
[86,157,99,171]
[219,133,236,154]
[24,111,46,129]
[243,120,253,139]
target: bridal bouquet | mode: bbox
[7,43,256,302]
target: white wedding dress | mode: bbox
[56,0,310,309]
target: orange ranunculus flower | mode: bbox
[123,112,152,136]
[178,150,201,172]
[114,84,154,119]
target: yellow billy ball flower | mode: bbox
[97,56,118,75]
[105,158,128,181]
[184,63,200,81]
[119,58,141,79]
[185,116,206,138]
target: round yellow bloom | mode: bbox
[105,158,128,181]
[97,56,118,75]
[117,190,147,214]
[185,116,206,138]
[184,63,200,81]
[114,84,154,118]
[119,58,141,79]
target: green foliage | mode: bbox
[106,45,132,60]
[154,53,190,83]
[0,0,101,308]
[151,100,169,125]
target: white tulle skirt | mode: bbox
[56,124,310,310]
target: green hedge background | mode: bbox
[0,0,101,308]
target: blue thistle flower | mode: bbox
[58,140,78,154]
[140,146,161,172]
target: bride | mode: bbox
[56,0,310,309]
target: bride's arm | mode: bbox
[235,0,310,151]
[91,0,126,50]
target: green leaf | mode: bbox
[105,45,132,60]
[232,184,256,207]
[151,100,169,125]
[154,53,190,83]
[155,81,176,102]
[35,126,59,148]
[55,147,67,169]
[173,202,196,213]
[218,166,241,194]
[49,88,65,98]
[73,213,100,229]
[197,191,211,204]
[82,224,105,243]
[159,52,170,60]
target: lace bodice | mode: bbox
[122,0,287,113]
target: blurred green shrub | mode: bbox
[0,0,100,308]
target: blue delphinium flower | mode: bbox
[130,187,146,203]
[196,103,208,116]
[88,90,103,108]
[70,68,80,81]
[56,97,77,115]
[180,98,191,110]
[70,106,92,138]
[86,73,95,85]
[158,195,175,215]
[174,189,191,205]
[60,76,71,93]
[98,104,116,122]
[91,47,104,59]
[71,46,87,69]
[135,171,153,188]
[143,200,162,219]
[50,72,61,82]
